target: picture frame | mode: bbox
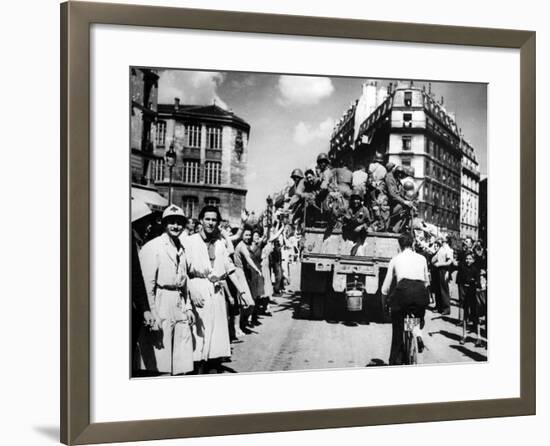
[60,1,536,444]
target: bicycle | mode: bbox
[403,312,421,365]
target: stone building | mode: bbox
[330,81,465,236]
[460,138,480,239]
[130,67,168,211]
[479,176,488,246]
[152,99,251,226]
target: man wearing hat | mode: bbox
[385,164,415,232]
[315,152,334,193]
[138,204,195,375]
[367,152,389,230]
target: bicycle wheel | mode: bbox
[409,334,418,365]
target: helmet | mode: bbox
[386,162,396,172]
[317,153,329,163]
[162,204,186,223]
[394,165,406,176]
[403,179,415,191]
[290,168,304,179]
[374,152,385,163]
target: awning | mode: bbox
[131,197,152,223]
[131,187,168,212]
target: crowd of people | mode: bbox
[131,202,301,376]
[131,149,488,373]
[276,151,420,238]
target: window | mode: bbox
[181,196,198,218]
[428,140,434,155]
[185,124,201,148]
[155,120,166,146]
[235,130,244,160]
[402,158,411,168]
[181,160,200,183]
[402,136,412,151]
[205,197,220,207]
[151,159,164,182]
[404,91,412,107]
[205,161,221,185]
[207,126,222,149]
[403,113,413,128]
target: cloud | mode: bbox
[277,75,334,106]
[157,70,228,109]
[293,118,335,146]
[230,75,257,90]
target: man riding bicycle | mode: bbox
[381,233,430,365]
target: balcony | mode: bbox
[391,119,425,129]
[182,147,201,159]
[205,148,222,161]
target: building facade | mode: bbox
[460,138,480,239]
[478,176,488,246]
[153,99,251,226]
[330,81,464,236]
[130,67,161,187]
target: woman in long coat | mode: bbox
[138,205,194,375]
[184,206,234,372]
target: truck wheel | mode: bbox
[310,292,326,320]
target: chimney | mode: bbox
[428,83,432,96]
[174,97,180,110]
[440,96,444,105]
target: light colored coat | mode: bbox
[138,233,193,375]
[184,233,232,361]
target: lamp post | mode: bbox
[165,141,177,205]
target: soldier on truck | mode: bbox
[342,192,373,255]
[385,164,416,232]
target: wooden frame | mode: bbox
[60,1,536,444]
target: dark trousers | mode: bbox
[434,267,450,312]
[272,261,284,293]
[389,306,426,365]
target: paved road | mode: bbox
[224,287,487,373]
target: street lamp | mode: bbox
[165,141,177,205]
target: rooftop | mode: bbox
[157,103,250,131]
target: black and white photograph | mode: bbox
[130,67,488,377]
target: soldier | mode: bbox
[351,162,369,198]
[138,205,195,376]
[315,152,334,194]
[288,168,304,196]
[332,158,353,198]
[367,153,389,230]
[342,192,373,254]
[386,164,416,232]
[286,168,305,217]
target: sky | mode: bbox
[157,69,487,213]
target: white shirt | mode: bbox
[381,248,430,295]
[352,169,368,189]
[432,244,453,267]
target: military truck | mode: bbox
[300,206,400,322]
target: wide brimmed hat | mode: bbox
[162,204,186,223]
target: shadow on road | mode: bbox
[366,358,387,367]
[449,345,487,362]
